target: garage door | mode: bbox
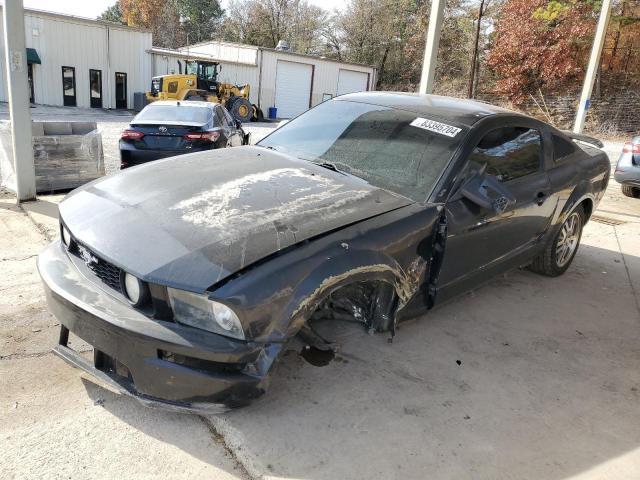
[337,69,369,96]
[274,61,313,118]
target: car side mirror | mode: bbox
[460,173,516,214]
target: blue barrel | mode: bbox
[268,107,278,119]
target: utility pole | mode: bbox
[573,0,613,134]
[2,0,35,202]
[467,0,486,99]
[418,0,446,94]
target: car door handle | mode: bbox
[535,191,548,206]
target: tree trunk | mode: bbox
[467,0,485,99]
[377,44,391,88]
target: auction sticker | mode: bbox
[410,117,461,137]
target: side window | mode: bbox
[469,126,542,182]
[552,134,576,161]
[214,107,228,127]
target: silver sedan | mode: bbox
[615,135,640,198]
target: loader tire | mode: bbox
[253,104,265,122]
[229,97,253,123]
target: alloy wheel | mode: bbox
[555,212,581,268]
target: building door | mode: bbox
[337,69,369,96]
[90,69,102,108]
[27,64,34,104]
[62,66,76,107]
[115,72,127,109]
[274,61,313,118]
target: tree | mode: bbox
[177,0,225,45]
[393,0,476,93]
[221,0,327,54]
[118,0,186,48]
[602,1,640,78]
[486,0,600,102]
[98,1,125,24]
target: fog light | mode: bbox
[121,272,148,307]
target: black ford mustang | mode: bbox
[39,93,609,412]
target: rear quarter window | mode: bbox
[552,134,576,161]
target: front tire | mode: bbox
[621,185,640,198]
[529,206,585,277]
[229,97,253,123]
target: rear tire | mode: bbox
[529,206,585,277]
[621,185,640,198]
[253,104,265,122]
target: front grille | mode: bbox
[88,257,122,292]
[71,243,122,293]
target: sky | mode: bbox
[19,0,346,20]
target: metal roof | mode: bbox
[174,40,377,70]
[0,6,152,33]
[147,47,256,67]
[259,47,376,70]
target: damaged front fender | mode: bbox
[210,204,444,343]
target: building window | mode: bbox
[90,69,102,108]
[61,66,76,107]
[28,64,34,104]
[115,72,127,109]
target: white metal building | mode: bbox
[0,7,152,109]
[151,41,378,118]
[0,9,375,117]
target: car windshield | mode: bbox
[258,100,467,201]
[135,105,211,124]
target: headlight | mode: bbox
[167,288,245,340]
[121,272,149,307]
[61,225,71,248]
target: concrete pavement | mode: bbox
[1,142,639,479]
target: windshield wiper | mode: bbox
[315,161,346,175]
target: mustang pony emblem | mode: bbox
[77,245,98,267]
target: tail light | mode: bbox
[622,141,640,154]
[184,131,221,142]
[121,129,144,140]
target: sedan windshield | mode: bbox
[258,100,467,201]
[135,105,211,124]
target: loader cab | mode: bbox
[185,60,220,94]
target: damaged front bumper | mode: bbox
[38,241,281,413]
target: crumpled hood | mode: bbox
[59,146,413,292]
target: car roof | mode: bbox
[336,92,519,127]
[146,100,215,108]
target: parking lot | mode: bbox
[1,107,639,479]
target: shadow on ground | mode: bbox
[209,240,640,480]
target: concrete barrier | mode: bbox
[0,121,105,193]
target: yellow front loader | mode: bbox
[146,60,263,123]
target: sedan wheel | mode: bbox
[529,205,585,277]
[621,185,640,198]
